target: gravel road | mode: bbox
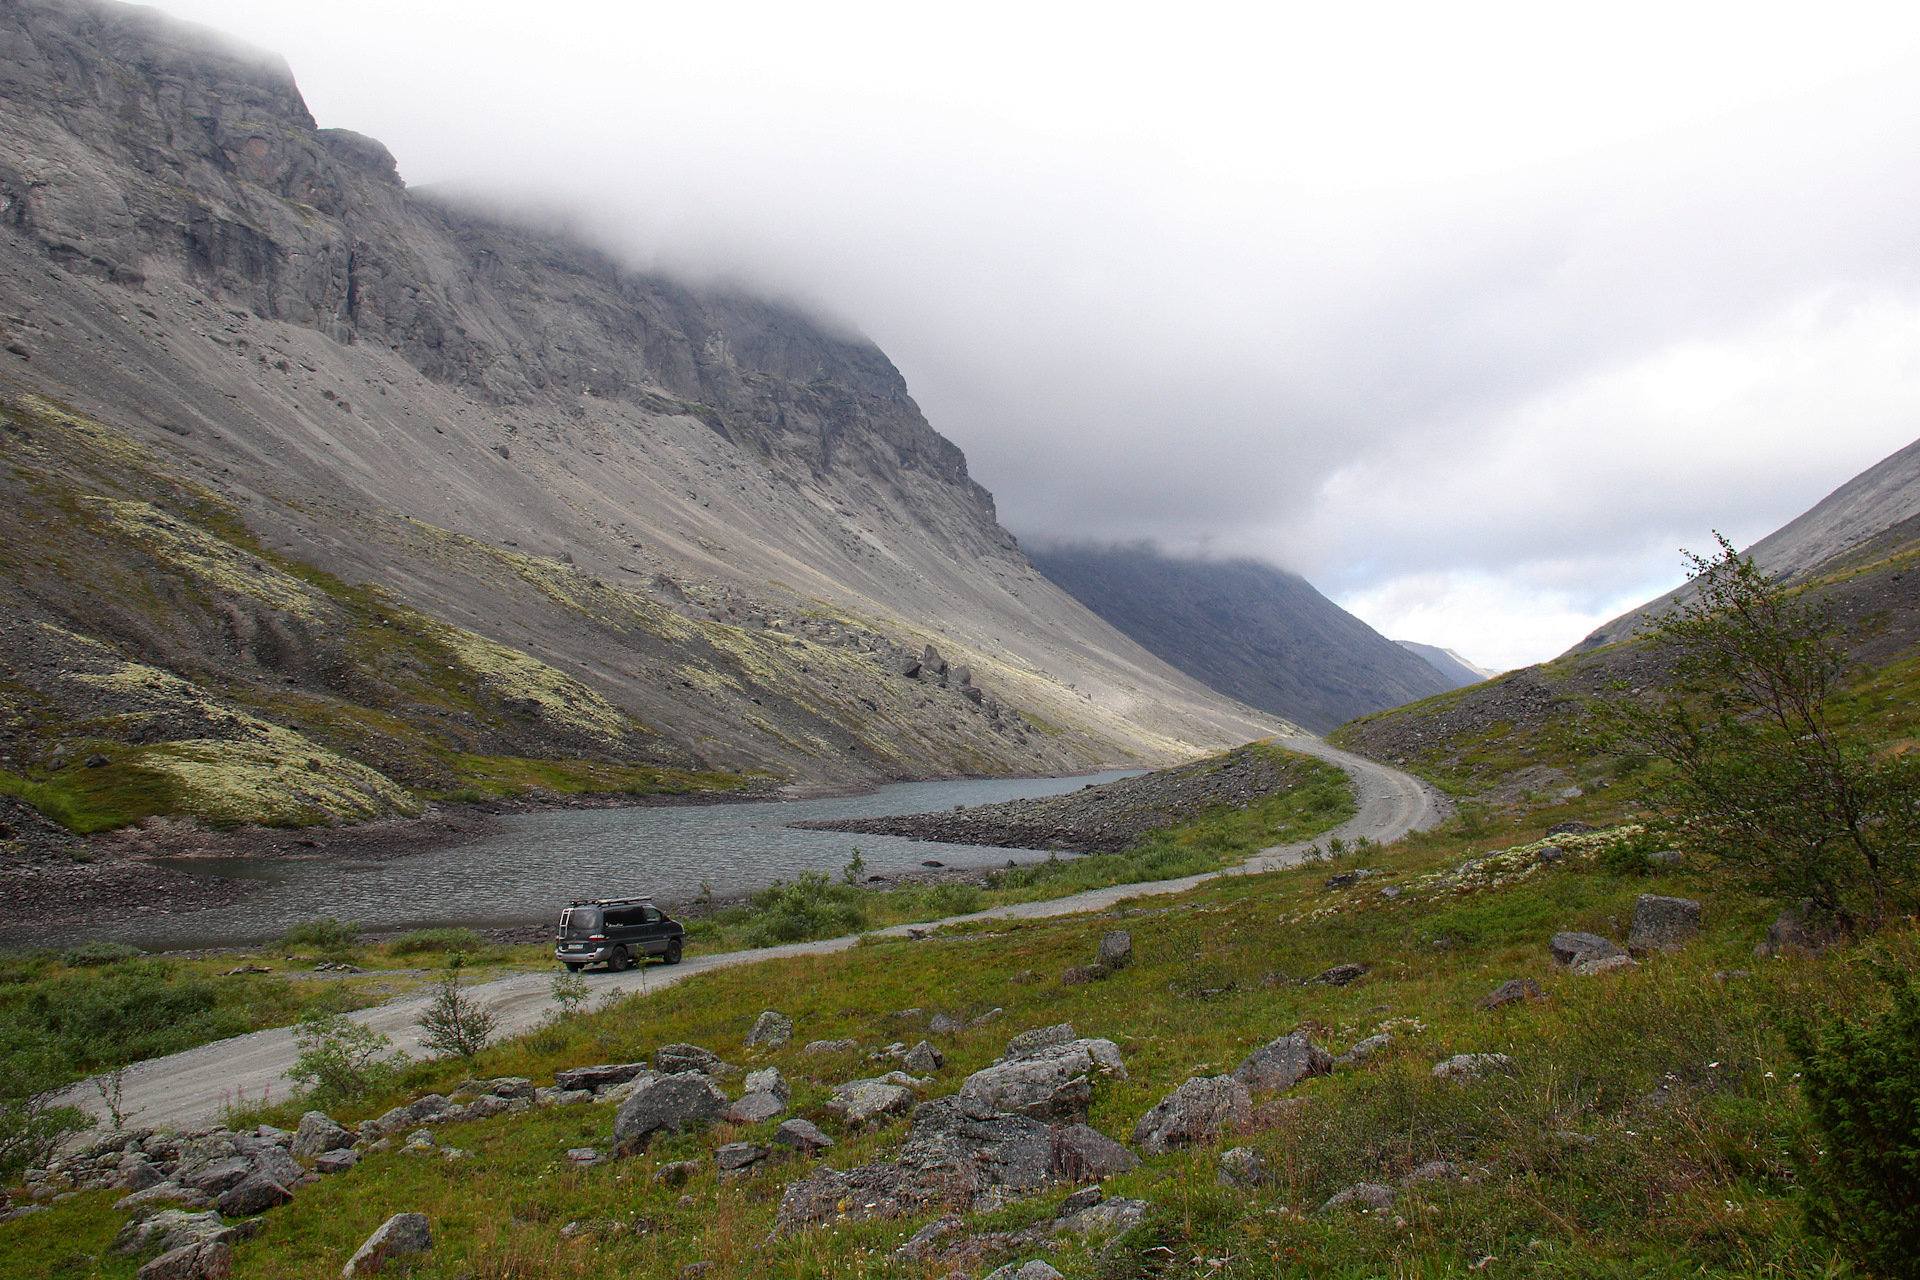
[63,738,1442,1134]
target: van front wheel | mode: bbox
[664,938,683,965]
[563,963,583,974]
[608,947,631,972]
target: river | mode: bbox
[114,770,1145,949]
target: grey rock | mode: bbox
[136,1240,234,1280]
[773,1161,908,1232]
[115,1183,211,1211]
[983,1263,1065,1280]
[1309,963,1370,986]
[1755,903,1842,959]
[893,1213,965,1260]
[218,1170,292,1216]
[902,1040,945,1074]
[566,1147,601,1166]
[613,1073,728,1146]
[1574,954,1638,976]
[181,1156,252,1195]
[1536,844,1565,863]
[1055,1197,1150,1237]
[1432,1053,1515,1081]
[744,1010,794,1047]
[653,1044,732,1076]
[1059,964,1111,985]
[1629,894,1701,955]
[1334,1034,1392,1067]
[1097,930,1133,968]
[552,1062,650,1092]
[742,1067,792,1103]
[248,1143,309,1190]
[256,1125,292,1145]
[1402,1160,1460,1185]
[1217,1146,1272,1187]
[1549,931,1621,966]
[774,1118,834,1151]
[1325,868,1379,888]
[1057,1187,1104,1214]
[1131,1075,1252,1154]
[290,1111,357,1159]
[1231,1031,1332,1092]
[715,1142,769,1171]
[654,1161,699,1186]
[112,1209,231,1256]
[116,1157,166,1191]
[1052,1123,1140,1180]
[803,1038,859,1054]
[341,1212,432,1276]
[1648,850,1682,865]
[1476,977,1545,1010]
[315,1149,359,1175]
[1003,1024,1076,1059]
[723,1091,788,1124]
[959,1057,1092,1123]
[1322,1183,1397,1212]
[826,1078,917,1125]
[928,1013,965,1035]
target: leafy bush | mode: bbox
[0,1029,92,1176]
[387,927,486,956]
[915,882,985,917]
[0,968,235,1068]
[279,917,361,951]
[741,872,869,946]
[1786,961,1920,1277]
[59,941,141,968]
[287,1013,409,1104]
[682,919,721,942]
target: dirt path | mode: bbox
[64,738,1442,1134]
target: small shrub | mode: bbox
[682,919,721,942]
[416,967,498,1059]
[386,927,486,956]
[0,1030,92,1175]
[550,969,590,1015]
[918,882,985,916]
[741,872,869,946]
[287,1013,410,1104]
[280,917,361,951]
[59,941,141,968]
[1786,960,1920,1277]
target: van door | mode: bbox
[640,906,666,954]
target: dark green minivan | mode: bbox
[555,896,686,972]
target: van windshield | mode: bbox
[560,907,601,938]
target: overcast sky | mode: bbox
[165,0,1920,670]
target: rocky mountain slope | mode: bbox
[0,0,1289,827]
[1573,432,1920,652]
[1026,545,1454,733]
[1394,641,1498,688]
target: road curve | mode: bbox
[66,739,1445,1134]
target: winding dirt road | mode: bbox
[65,739,1444,1134]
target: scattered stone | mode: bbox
[894,1214,966,1261]
[566,1148,601,1166]
[1648,850,1682,866]
[1546,821,1596,835]
[928,1013,965,1035]
[246,1142,309,1191]
[1535,845,1565,863]
[116,1157,166,1191]
[1097,930,1133,968]
[1549,931,1621,967]
[1322,1183,1397,1212]
[1334,1034,1392,1067]
[553,1063,650,1092]
[1755,902,1843,959]
[803,1038,859,1055]
[1131,1076,1252,1154]
[1231,1031,1332,1092]
[723,1092,788,1124]
[1059,964,1111,985]
[290,1112,357,1160]
[969,1008,1004,1027]
[1432,1054,1515,1082]
[136,1240,234,1280]
[1628,894,1701,955]
[1713,969,1752,982]
[745,1011,794,1048]
[774,1119,834,1152]
[742,1067,792,1102]
[654,1044,733,1076]
[959,1056,1092,1124]
[1056,1196,1149,1238]
[111,1209,231,1256]
[315,1150,359,1175]
[1057,1187,1103,1215]
[826,1078,917,1125]
[1573,954,1638,976]
[681,1263,717,1278]
[1476,978,1545,1011]
[115,1184,211,1211]
[715,1142,769,1172]
[1402,1160,1460,1185]
[1003,1024,1077,1058]
[903,1041,945,1074]
[1309,963,1370,987]
[217,1170,292,1217]
[676,1194,696,1210]
[341,1212,432,1277]
[1380,886,1403,899]
[181,1157,252,1196]
[654,1161,699,1186]
[984,1261,1065,1280]
[1052,1123,1141,1180]
[1217,1146,1273,1187]
[613,1073,728,1148]
[1325,869,1379,889]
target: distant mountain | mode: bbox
[1573,434,1920,652]
[1027,545,1456,733]
[1396,641,1499,688]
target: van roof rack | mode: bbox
[566,895,653,907]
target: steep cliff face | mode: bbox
[1027,545,1453,733]
[0,0,1288,824]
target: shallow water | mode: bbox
[111,770,1145,949]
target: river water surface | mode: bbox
[121,770,1144,949]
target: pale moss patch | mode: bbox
[75,496,325,619]
[140,726,418,826]
[430,624,635,740]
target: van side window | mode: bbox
[642,908,662,923]
[605,908,635,928]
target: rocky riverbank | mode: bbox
[791,743,1323,854]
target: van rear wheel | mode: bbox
[664,938,683,965]
[608,946,631,972]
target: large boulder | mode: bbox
[290,1112,356,1160]
[1001,1024,1076,1060]
[552,1062,650,1092]
[958,1057,1092,1124]
[111,1209,230,1256]
[774,1162,910,1233]
[1131,1076,1251,1154]
[896,1097,1062,1193]
[248,1143,310,1191]
[217,1170,292,1217]
[1056,1197,1151,1236]
[1053,1123,1140,1180]
[136,1240,233,1280]
[1097,930,1133,969]
[180,1157,251,1196]
[1755,903,1844,959]
[825,1078,917,1125]
[1231,1032,1331,1093]
[744,1011,794,1048]
[724,1092,788,1124]
[341,1213,432,1277]
[1628,895,1701,955]
[743,1067,792,1103]
[1550,931,1621,967]
[774,1118,834,1151]
[653,1044,733,1076]
[1432,1053,1515,1082]
[902,1041,945,1075]
[612,1073,728,1146]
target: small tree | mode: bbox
[549,969,590,1016]
[1784,960,1920,1278]
[288,1013,409,1104]
[0,1033,93,1176]
[416,962,498,1060]
[1595,535,1920,927]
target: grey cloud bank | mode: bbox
[150,0,1920,670]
